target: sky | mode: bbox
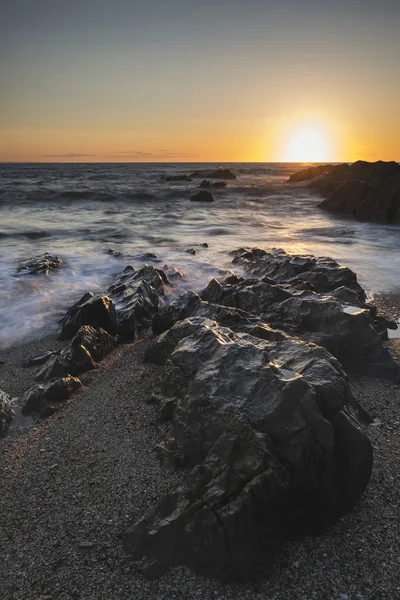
[1,0,399,162]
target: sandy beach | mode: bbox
[1,291,399,600]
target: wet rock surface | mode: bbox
[107,265,168,340]
[58,293,119,340]
[0,389,14,438]
[124,247,400,579]
[20,375,82,418]
[16,252,63,276]
[190,190,214,203]
[126,318,373,579]
[36,326,118,383]
[288,160,400,223]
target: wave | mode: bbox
[0,229,52,240]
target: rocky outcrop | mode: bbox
[107,265,168,340]
[58,293,119,340]
[190,168,236,180]
[21,376,82,418]
[288,161,400,223]
[57,265,168,342]
[36,326,118,382]
[16,253,63,276]
[125,318,373,579]
[0,390,14,438]
[190,191,214,203]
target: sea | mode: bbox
[1,162,399,349]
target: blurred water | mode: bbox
[1,162,399,348]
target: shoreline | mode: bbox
[0,290,400,598]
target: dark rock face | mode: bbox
[190,168,236,180]
[58,293,119,340]
[200,180,227,189]
[36,326,118,382]
[125,318,373,579]
[21,376,82,418]
[190,190,214,203]
[16,253,63,276]
[0,390,14,438]
[108,265,168,340]
[288,160,400,223]
[287,164,336,183]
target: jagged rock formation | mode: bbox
[16,252,63,276]
[36,326,118,383]
[58,293,119,340]
[107,265,168,340]
[125,317,373,579]
[58,265,168,341]
[123,247,398,578]
[288,160,400,223]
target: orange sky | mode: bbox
[1,1,399,163]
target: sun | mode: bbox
[284,125,331,162]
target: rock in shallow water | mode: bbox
[16,252,63,276]
[125,318,373,579]
[0,389,14,438]
[190,190,214,203]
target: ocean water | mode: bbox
[1,162,399,349]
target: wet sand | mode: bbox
[0,296,400,600]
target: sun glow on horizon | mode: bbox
[284,125,332,162]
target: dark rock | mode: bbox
[24,351,60,368]
[124,320,372,579]
[190,191,214,203]
[190,168,236,180]
[186,248,196,255]
[21,376,82,417]
[16,253,63,276]
[58,293,119,340]
[153,251,398,381]
[106,248,122,258]
[36,326,118,383]
[287,164,336,183]
[107,265,168,340]
[163,265,185,281]
[200,180,227,189]
[231,247,366,300]
[0,389,14,438]
[137,252,160,262]
[289,160,400,223]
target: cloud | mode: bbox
[40,153,96,158]
[113,150,197,159]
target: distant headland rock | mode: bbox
[288,160,400,224]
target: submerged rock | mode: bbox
[58,293,119,340]
[0,389,14,438]
[190,190,214,203]
[125,318,372,579]
[21,376,82,418]
[16,252,63,276]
